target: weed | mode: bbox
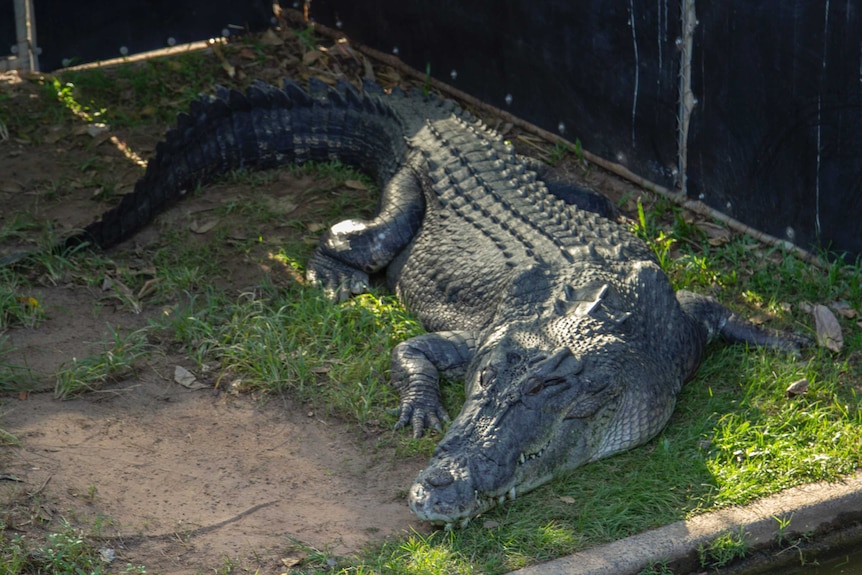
[698,527,749,569]
[54,326,151,399]
[0,520,146,574]
[0,274,44,331]
[638,560,675,575]
[548,142,569,166]
[774,513,793,547]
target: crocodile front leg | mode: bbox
[391,331,478,438]
[306,155,425,301]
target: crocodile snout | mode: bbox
[408,461,478,525]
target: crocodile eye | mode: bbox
[526,380,544,395]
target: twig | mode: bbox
[99,500,279,543]
[27,473,52,497]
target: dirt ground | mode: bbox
[0,72,437,573]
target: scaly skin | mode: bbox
[11,79,809,526]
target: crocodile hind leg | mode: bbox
[677,290,811,352]
[391,331,478,438]
[306,155,425,301]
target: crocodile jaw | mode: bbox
[407,438,564,526]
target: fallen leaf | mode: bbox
[137,277,162,299]
[695,221,732,246]
[280,550,306,568]
[785,378,809,398]
[812,304,843,352]
[829,300,858,319]
[343,179,367,191]
[237,47,257,60]
[798,301,814,314]
[483,520,500,529]
[307,222,326,233]
[189,218,220,234]
[559,495,575,504]
[174,366,207,390]
[302,50,322,65]
[259,29,284,46]
[264,196,298,214]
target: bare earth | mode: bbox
[0,73,433,572]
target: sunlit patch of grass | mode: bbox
[152,282,424,427]
[57,51,226,128]
[698,526,750,569]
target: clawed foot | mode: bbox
[306,252,370,302]
[395,394,450,438]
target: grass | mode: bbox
[0,520,146,574]
[54,326,151,399]
[698,526,750,569]
[0,35,861,575]
[150,282,423,425]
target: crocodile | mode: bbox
[12,78,808,526]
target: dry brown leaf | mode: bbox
[343,179,367,190]
[237,47,258,60]
[812,304,844,352]
[302,50,323,65]
[829,300,858,319]
[559,495,575,504]
[258,29,284,46]
[695,221,732,246]
[280,550,306,568]
[189,218,219,234]
[174,366,206,390]
[137,277,162,299]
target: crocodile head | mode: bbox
[407,318,645,526]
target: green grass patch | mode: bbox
[0,521,145,574]
[151,282,424,427]
[55,52,227,128]
[54,326,151,399]
[698,526,750,569]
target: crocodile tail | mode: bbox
[70,78,410,252]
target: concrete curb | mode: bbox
[510,470,862,575]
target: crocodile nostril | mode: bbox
[426,468,455,488]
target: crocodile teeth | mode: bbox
[519,452,526,465]
[508,486,517,500]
